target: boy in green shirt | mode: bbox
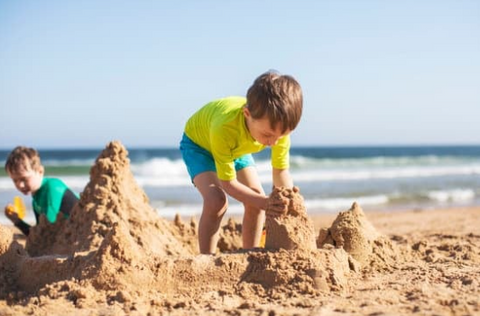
[3,146,79,236]
[180,71,303,254]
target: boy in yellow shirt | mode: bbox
[180,71,303,254]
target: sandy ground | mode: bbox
[0,141,478,316]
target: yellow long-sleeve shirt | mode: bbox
[184,96,290,181]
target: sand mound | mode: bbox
[25,141,193,258]
[24,215,67,256]
[217,218,243,252]
[412,233,480,264]
[240,247,353,296]
[0,224,74,296]
[317,202,401,270]
[0,225,27,295]
[171,214,243,254]
[265,186,317,251]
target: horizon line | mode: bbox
[1,143,480,151]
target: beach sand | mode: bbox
[0,141,478,316]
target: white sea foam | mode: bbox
[135,176,192,187]
[287,165,480,182]
[289,155,474,168]
[129,157,479,184]
[304,195,390,211]
[155,202,245,218]
[9,154,476,186]
[131,158,188,177]
[61,176,90,190]
[427,189,475,203]
[1,162,479,190]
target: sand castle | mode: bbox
[264,186,317,251]
[0,141,403,314]
[317,201,401,271]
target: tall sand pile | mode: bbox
[25,142,193,257]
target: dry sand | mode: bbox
[0,141,478,316]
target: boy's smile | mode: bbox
[243,107,290,146]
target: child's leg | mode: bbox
[193,171,228,254]
[236,166,265,248]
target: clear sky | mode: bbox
[1,0,479,149]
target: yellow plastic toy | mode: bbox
[13,196,26,220]
[259,227,267,248]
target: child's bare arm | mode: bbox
[220,179,269,210]
[220,178,290,216]
[272,168,293,188]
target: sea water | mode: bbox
[1,145,479,225]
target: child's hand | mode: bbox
[266,187,289,217]
[265,186,306,217]
[266,199,288,217]
[4,204,20,224]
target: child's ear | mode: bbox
[243,106,251,119]
[39,166,45,176]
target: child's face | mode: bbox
[243,108,290,146]
[8,165,44,196]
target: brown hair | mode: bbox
[246,70,303,133]
[4,146,43,174]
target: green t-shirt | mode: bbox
[184,96,290,181]
[32,177,78,223]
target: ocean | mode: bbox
[1,145,479,225]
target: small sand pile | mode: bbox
[171,214,243,254]
[0,225,26,295]
[217,218,243,252]
[412,233,480,264]
[265,186,317,251]
[317,202,400,270]
[0,224,74,295]
[24,215,67,256]
[240,247,353,296]
[171,214,199,254]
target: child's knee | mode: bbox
[203,188,228,218]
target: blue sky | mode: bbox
[1,0,479,149]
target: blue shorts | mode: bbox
[180,133,255,182]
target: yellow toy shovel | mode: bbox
[259,227,267,248]
[11,196,26,220]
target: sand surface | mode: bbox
[0,141,478,316]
